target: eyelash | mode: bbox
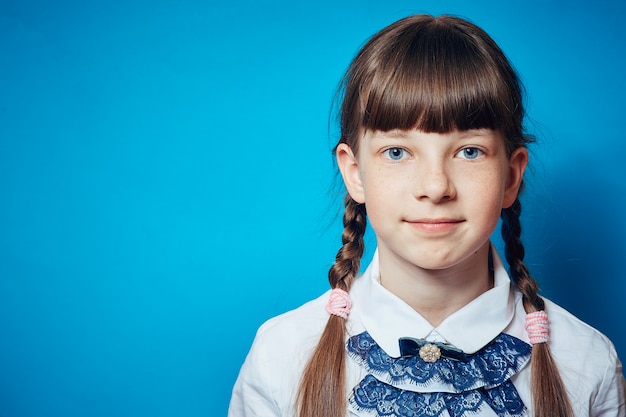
[382,147,408,160]
[456,147,485,160]
[382,147,485,161]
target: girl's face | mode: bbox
[337,128,528,274]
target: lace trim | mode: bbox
[349,374,527,417]
[347,332,531,392]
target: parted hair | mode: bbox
[296,14,573,417]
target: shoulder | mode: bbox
[228,291,332,417]
[543,298,616,358]
[542,298,626,415]
[253,290,331,356]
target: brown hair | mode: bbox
[297,14,573,417]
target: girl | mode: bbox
[228,14,625,417]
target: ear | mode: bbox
[336,143,365,204]
[502,147,529,209]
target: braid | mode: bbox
[501,198,544,312]
[296,195,366,417]
[329,195,367,290]
[501,197,573,417]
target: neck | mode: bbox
[378,243,493,327]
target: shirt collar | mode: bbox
[351,245,515,356]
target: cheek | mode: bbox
[477,177,505,202]
[460,171,506,209]
[361,174,400,222]
[471,174,506,222]
[362,167,391,196]
[363,169,410,205]
[466,165,506,196]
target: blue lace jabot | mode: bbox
[347,332,531,417]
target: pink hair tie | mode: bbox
[326,288,351,319]
[525,310,549,344]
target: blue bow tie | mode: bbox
[398,337,467,362]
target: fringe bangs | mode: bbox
[355,17,521,136]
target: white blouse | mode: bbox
[228,249,625,417]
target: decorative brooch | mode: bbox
[418,343,442,363]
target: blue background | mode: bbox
[1,0,624,416]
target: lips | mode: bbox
[405,218,464,232]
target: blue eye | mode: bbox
[384,147,406,160]
[458,147,484,160]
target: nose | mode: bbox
[414,161,456,203]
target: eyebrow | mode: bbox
[370,128,493,140]
[455,129,493,139]
[370,130,410,140]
